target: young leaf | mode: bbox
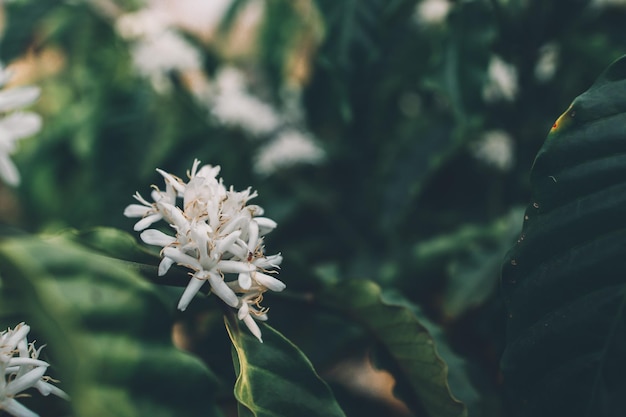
[226,318,347,417]
[0,235,223,417]
[321,280,468,417]
[501,55,626,417]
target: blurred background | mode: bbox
[1,0,625,415]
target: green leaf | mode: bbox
[226,318,346,417]
[321,280,468,417]
[501,55,626,417]
[61,227,159,264]
[0,235,223,417]
[436,208,524,318]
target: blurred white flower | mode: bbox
[535,43,559,82]
[0,322,69,417]
[210,66,282,136]
[127,30,203,93]
[115,0,235,41]
[413,0,452,26]
[472,130,515,172]
[115,8,171,39]
[0,66,42,187]
[483,55,518,102]
[254,129,325,176]
[125,159,284,342]
[164,0,235,40]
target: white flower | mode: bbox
[125,159,284,342]
[0,323,69,417]
[413,0,452,26]
[472,130,515,171]
[483,55,518,103]
[128,30,203,93]
[534,42,559,82]
[0,66,42,187]
[253,129,325,176]
[210,66,282,136]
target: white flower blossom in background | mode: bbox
[0,322,69,417]
[413,0,452,26]
[254,129,325,176]
[210,66,282,136]
[114,0,235,41]
[115,6,203,94]
[483,55,518,103]
[125,159,285,342]
[534,42,560,82]
[127,30,203,93]
[0,66,42,187]
[472,130,515,172]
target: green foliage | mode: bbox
[227,319,346,417]
[0,235,222,417]
[1,0,626,416]
[501,55,626,417]
[321,280,470,417]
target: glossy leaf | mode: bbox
[226,318,347,417]
[501,55,626,417]
[0,235,222,417]
[321,280,468,417]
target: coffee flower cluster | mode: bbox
[125,159,285,342]
[0,323,68,417]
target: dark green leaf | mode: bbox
[501,55,626,417]
[437,208,524,318]
[62,227,159,264]
[226,318,346,417]
[0,235,223,417]
[321,280,468,417]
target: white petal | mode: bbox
[189,221,212,267]
[247,220,259,251]
[0,398,39,417]
[163,247,201,270]
[208,273,239,307]
[8,358,49,368]
[189,159,202,177]
[255,217,277,235]
[177,276,206,311]
[6,366,47,396]
[123,204,151,218]
[34,380,70,400]
[216,230,241,254]
[227,241,248,259]
[0,86,40,112]
[243,315,263,343]
[158,257,175,276]
[195,164,220,179]
[140,229,176,247]
[132,191,154,206]
[4,323,30,348]
[254,253,283,269]
[156,168,185,194]
[159,202,188,231]
[0,153,20,186]
[253,272,286,292]
[220,214,249,237]
[0,112,42,140]
[217,260,255,274]
[238,272,251,290]
[133,213,162,231]
[238,302,249,320]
